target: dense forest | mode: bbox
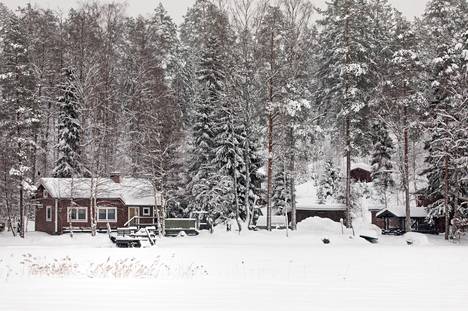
[0,0,467,236]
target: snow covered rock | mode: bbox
[297,217,343,235]
[353,218,382,237]
[403,232,430,246]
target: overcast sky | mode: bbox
[2,0,430,24]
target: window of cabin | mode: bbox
[142,207,151,216]
[43,189,48,198]
[68,207,87,222]
[46,206,52,222]
[97,207,117,222]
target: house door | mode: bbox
[128,207,139,225]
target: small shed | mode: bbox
[291,181,347,223]
[376,206,443,233]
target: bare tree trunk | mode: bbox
[90,178,97,236]
[289,127,296,230]
[345,116,352,228]
[267,113,273,231]
[403,107,411,233]
[233,166,241,233]
[284,160,289,237]
[2,164,16,237]
[245,140,252,228]
[444,148,450,240]
[412,140,417,193]
[19,179,24,238]
[266,23,275,232]
[344,0,351,229]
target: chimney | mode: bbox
[110,172,122,183]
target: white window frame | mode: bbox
[97,207,118,222]
[142,207,151,216]
[67,207,88,223]
[46,206,52,222]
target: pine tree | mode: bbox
[279,0,317,230]
[316,0,377,226]
[422,42,467,236]
[373,13,425,232]
[256,5,287,231]
[420,0,468,239]
[53,68,82,178]
[370,121,395,208]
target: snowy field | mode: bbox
[1,219,468,311]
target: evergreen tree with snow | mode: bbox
[370,122,395,208]
[0,8,38,237]
[317,160,341,204]
[420,0,468,239]
[212,94,246,230]
[374,14,425,232]
[188,32,227,215]
[53,68,82,178]
[256,4,287,230]
[272,163,290,213]
[422,43,467,233]
[316,0,378,226]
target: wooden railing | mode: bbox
[123,216,157,228]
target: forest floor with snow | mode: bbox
[1,219,468,311]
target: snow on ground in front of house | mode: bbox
[1,220,468,311]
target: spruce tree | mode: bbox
[53,68,82,178]
[272,162,290,214]
[189,33,227,214]
[317,160,341,204]
[370,122,395,208]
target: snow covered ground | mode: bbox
[1,220,468,311]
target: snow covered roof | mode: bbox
[39,177,155,206]
[350,162,371,172]
[295,181,346,211]
[376,206,427,218]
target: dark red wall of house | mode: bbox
[351,168,372,183]
[35,189,128,234]
[371,211,385,228]
[35,197,57,234]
